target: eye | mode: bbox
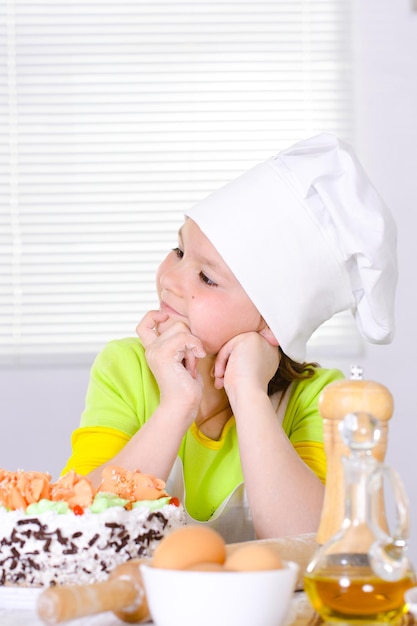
[199,271,218,287]
[172,247,183,258]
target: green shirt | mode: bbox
[62,337,344,521]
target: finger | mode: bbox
[184,342,207,374]
[183,349,197,378]
[136,310,168,345]
[213,340,234,381]
[212,351,231,389]
[214,373,224,390]
[171,337,204,378]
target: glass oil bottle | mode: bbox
[304,409,415,624]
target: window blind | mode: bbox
[0,0,360,365]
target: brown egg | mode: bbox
[225,544,283,572]
[186,562,226,572]
[152,526,226,570]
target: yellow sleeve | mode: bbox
[292,441,326,484]
[61,426,131,476]
[61,338,160,475]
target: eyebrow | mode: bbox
[178,225,221,272]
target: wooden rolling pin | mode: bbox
[316,370,393,545]
[37,557,150,625]
[37,533,318,624]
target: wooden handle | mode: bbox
[316,378,393,545]
[37,558,150,625]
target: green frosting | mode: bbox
[18,493,173,515]
[26,499,70,515]
[89,492,129,513]
[90,492,172,512]
[132,496,171,511]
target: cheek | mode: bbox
[190,296,261,353]
[187,297,227,351]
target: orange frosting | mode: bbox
[0,465,169,511]
[0,469,52,511]
[98,465,168,501]
[50,470,95,509]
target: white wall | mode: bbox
[1,0,417,563]
[0,365,90,478]
[351,0,417,564]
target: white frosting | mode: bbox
[0,503,185,587]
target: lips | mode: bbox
[160,301,184,318]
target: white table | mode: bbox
[0,611,124,626]
[0,587,122,626]
[0,590,315,626]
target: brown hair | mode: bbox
[268,347,319,396]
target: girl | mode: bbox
[62,133,397,542]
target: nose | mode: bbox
[157,255,185,294]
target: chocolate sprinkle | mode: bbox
[0,503,185,587]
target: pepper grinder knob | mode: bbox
[316,367,394,545]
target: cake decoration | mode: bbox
[0,466,185,587]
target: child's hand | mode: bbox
[136,310,206,423]
[213,331,279,403]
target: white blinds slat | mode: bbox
[1,0,359,364]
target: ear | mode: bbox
[259,325,280,347]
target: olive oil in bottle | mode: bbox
[304,562,415,623]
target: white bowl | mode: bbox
[140,560,299,626]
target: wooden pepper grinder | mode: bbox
[316,365,394,545]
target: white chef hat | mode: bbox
[185,133,398,362]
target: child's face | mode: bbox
[156,219,267,355]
